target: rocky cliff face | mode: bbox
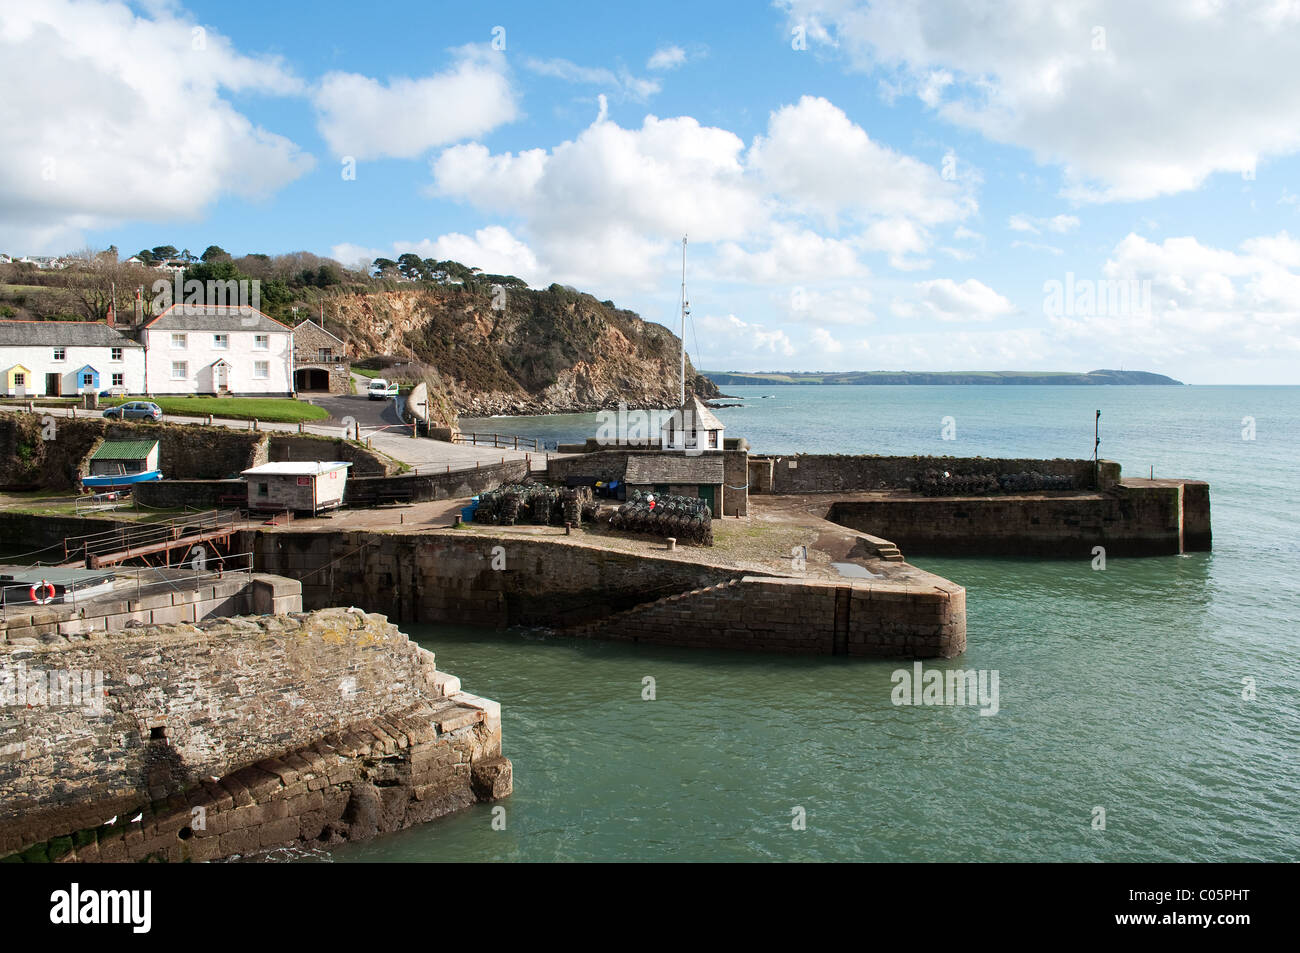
[331,283,719,416]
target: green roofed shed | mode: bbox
[88,439,160,476]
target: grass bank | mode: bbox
[103,396,329,423]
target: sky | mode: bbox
[4,0,1300,384]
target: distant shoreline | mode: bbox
[702,369,1184,386]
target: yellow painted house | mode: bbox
[4,364,31,396]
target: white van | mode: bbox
[367,378,399,400]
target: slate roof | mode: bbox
[292,318,346,344]
[0,321,142,347]
[625,454,725,484]
[661,395,724,432]
[146,305,289,333]
[90,439,158,461]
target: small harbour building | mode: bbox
[84,439,162,488]
[660,395,725,452]
[241,462,351,515]
[624,454,726,517]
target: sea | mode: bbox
[342,385,1297,861]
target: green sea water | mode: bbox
[331,386,1299,862]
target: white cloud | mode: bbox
[332,227,541,283]
[779,285,875,325]
[1009,213,1080,235]
[1009,215,1039,234]
[697,313,795,357]
[647,45,687,71]
[429,95,973,296]
[810,327,843,352]
[914,278,1015,321]
[858,217,932,269]
[714,227,867,284]
[779,0,1300,201]
[748,96,970,226]
[1038,232,1300,375]
[432,111,762,289]
[524,57,660,101]
[314,46,517,160]
[0,0,312,252]
[1012,240,1064,255]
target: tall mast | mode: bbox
[679,235,688,406]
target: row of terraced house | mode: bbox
[0,305,350,397]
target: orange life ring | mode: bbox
[30,581,56,604]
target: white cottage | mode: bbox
[142,305,294,396]
[660,395,725,452]
[0,321,144,396]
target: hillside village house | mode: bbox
[142,305,294,396]
[0,321,144,396]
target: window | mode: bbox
[81,372,94,388]
[256,482,268,497]
[213,334,228,349]
[13,372,24,387]
[52,347,65,361]
[171,361,187,379]
[111,347,123,361]
[171,333,187,348]
[253,361,269,379]
[253,334,269,349]
[112,373,124,387]
[317,347,332,362]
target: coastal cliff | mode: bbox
[332,283,719,416]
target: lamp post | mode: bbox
[1094,409,1101,487]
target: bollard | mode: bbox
[666,537,677,551]
[565,522,572,536]
[207,414,213,425]
[455,515,462,528]
[400,513,404,524]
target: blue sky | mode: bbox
[6,0,1300,383]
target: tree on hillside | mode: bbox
[201,245,230,262]
[372,257,398,276]
[68,247,135,320]
[151,245,179,262]
[134,250,154,265]
[397,253,425,280]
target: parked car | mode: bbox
[367,378,399,400]
[103,401,163,421]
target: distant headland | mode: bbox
[701,369,1184,386]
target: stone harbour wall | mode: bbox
[570,575,965,658]
[245,528,744,629]
[762,454,1119,494]
[0,608,509,861]
[826,480,1210,556]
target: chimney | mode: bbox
[134,287,144,328]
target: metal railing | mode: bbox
[0,551,256,621]
[61,509,242,564]
[454,432,540,451]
